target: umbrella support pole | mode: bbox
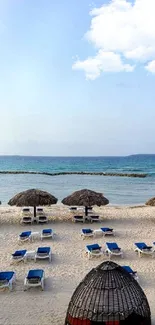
[34,206,36,219]
[85,206,88,217]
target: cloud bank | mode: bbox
[73,0,155,79]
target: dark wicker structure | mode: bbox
[8,188,58,218]
[62,189,109,216]
[65,261,151,325]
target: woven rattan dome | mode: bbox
[65,261,151,325]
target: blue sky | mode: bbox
[1,0,155,156]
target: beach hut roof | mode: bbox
[145,197,155,206]
[8,188,58,207]
[61,189,109,207]
[65,261,151,325]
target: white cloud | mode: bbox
[145,60,155,73]
[73,50,134,80]
[73,0,155,79]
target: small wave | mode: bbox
[123,169,143,172]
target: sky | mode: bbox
[0,0,155,156]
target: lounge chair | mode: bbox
[35,247,52,262]
[0,271,16,291]
[106,242,123,259]
[93,227,114,237]
[21,215,33,224]
[122,266,139,281]
[21,207,33,223]
[36,207,44,215]
[22,208,31,215]
[101,227,114,235]
[36,215,48,224]
[69,207,77,211]
[86,244,103,259]
[81,228,94,239]
[18,231,32,243]
[24,269,45,291]
[74,215,85,223]
[89,215,100,223]
[134,242,154,258]
[11,250,27,263]
[41,229,53,240]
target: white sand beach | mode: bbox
[0,204,155,325]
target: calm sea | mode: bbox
[0,155,155,205]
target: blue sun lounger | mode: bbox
[134,242,154,257]
[106,242,123,259]
[81,228,94,239]
[11,250,27,263]
[122,266,138,281]
[35,247,52,262]
[18,231,32,242]
[100,228,114,236]
[41,229,53,240]
[0,271,16,291]
[86,244,103,259]
[24,269,45,290]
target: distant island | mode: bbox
[128,154,155,157]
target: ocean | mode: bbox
[0,155,155,205]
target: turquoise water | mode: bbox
[0,155,155,205]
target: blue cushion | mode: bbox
[20,231,31,238]
[42,229,52,234]
[106,242,120,251]
[12,250,27,257]
[86,244,101,251]
[135,242,152,250]
[82,229,93,234]
[0,271,15,281]
[27,269,44,279]
[101,228,113,232]
[122,266,135,274]
[37,247,50,254]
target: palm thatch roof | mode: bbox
[145,197,155,206]
[8,189,58,207]
[65,261,151,324]
[62,189,109,207]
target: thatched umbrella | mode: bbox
[146,197,155,206]
[65,261,151,324]
[8,189,58,218]
[62,189,109,216]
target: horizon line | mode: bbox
[0,153,155,158]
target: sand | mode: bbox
[0,204,155,325]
